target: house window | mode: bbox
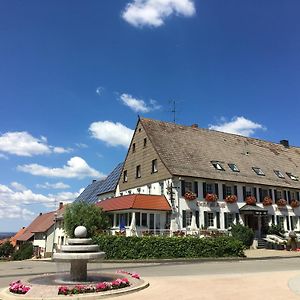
[261,189,269,200]
[274,170,285,179]
[143,138,147,147]
[159,182,164,195]
[151,159,158,173]
[276,190,282,199]
[136,213,141,226]
[211,161,225,171]
[287,172,298,181]
[252,167,265,176]
[141,213,147,226]
[224,213,235,229]
[137,188,141,193]
[123,170,128,182]
[206,183,214,194]
[132,143,136,153]
[228,163,239,172]
[207,212,214,227]
[290,191,297,200]
[185,181,193,192]
[245,187,253,197]
[182,210,193,228]
[136,165,141,178]
[225,186,233,197]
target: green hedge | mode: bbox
[93,235,245,259]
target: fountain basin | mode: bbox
[53,252,105,261]
[60,245,100,252]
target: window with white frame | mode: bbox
[207,212,214,227]
[225,186,233,197]
[290,191,297,200]
[274,170,285,178]
[206,183,214,194]
[252,167,265,176]
[276,190,282,199]
[228,163,239,172]
[261,189,269,198]
[245,187,253,197]
[185,181,193,192]
[227,213,235,227]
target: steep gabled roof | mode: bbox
[97,194,171,212]
[75,163,123,204]
[140,118,300,189]
[17,206,65,241]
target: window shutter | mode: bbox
[274,190,278,201]
[269,189,273,200]
[243,187,246,200]
[284,190,288,201]
[253,187,257,199]
[203,182,207,198]
[235,213,240,224]
[204,211,208,228]
[271,215,275,225]
[215,183,219,197]
[259,188,262,203]
[182,210,187,228]
[288,191,291,203]
[297,192,300,201]
[194,182,198,197]
[224,212,228,229]
[286,216,290,231]
[195,210,200,228]
[290,216,294,231]
[222,184,226,200]
[276,215,280,226]
[234,186,238,197]
[181,180,185,196]
[216,212,220,229]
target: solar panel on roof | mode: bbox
[74,162,123,204]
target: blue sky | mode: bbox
[1,0,300,232]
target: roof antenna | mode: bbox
[169,99,177,123]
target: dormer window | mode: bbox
[274,170,285,179]
[253,167,265,176]
[151,159,158,173]
[211,161,225,171]
[228,163,239,172]
[287,172,298,181]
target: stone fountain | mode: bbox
[53,226,105,282]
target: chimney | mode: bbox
[191,124,198,128]
[280,140,289,148]
[39,212,42,216]
[92,179,97,183]
[59,202,63,210]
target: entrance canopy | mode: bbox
[239,204,268,216]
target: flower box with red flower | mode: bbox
[290,199,300,208]
[184,191,197,201]
[225,195,237,204]
[245,196,256,205]
[276,198,287,207]
[205,193,218,202]
[262,196,273,206]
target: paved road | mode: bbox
[1,258,300,287]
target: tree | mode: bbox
[0,241,14,258]
[11,242,33,260]
[64,202,109,238]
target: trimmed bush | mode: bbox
[93,235,245,259]
[267,224,285,237]
[0,241,14,258]
[230,224,254,248]
[12,242,33,261]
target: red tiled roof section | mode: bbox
[17,206,65,242]
[97,194,171,212]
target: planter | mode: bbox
[290,200,300,208]
[263,196,273,206]
[205,193,218,202]
[225,195,237,204]
[184,191,197,201]
[245,196,256,206]
[276,199,287,207]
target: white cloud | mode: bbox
[0,131,71,157]
[76,143,88,149]
[96,86,104,96]
[120,93,161,113]
[89,121,134,148]
[17,156,104,179]
[122,0,196,28]
[209,116,265,137]
[0,183,83,219]
[52,146,73,154]
[11,182,27,192]
[36,182,71,190]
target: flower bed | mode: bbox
[184,191,197,201]
[263,196,273,206]
[9,280,30,295]
[205,193,218,202]
[225,195,237,204]
[276,198,287,207]
[245,196,256,205]
[290,199,300,208]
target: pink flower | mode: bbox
[131,273,140,279]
